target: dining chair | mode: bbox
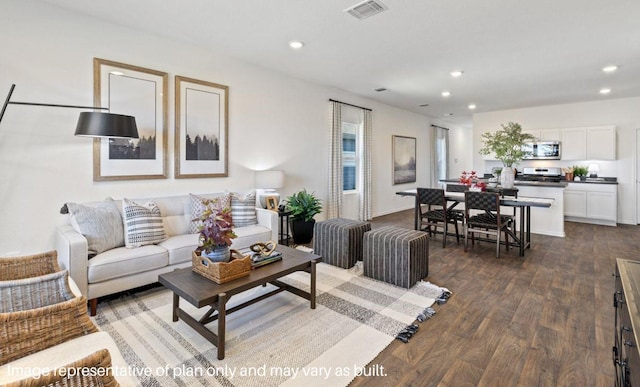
[416,188,463,247]
[463,191,514,258]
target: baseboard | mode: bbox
[372,206,414,219]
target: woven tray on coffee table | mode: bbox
[192,250,252,284]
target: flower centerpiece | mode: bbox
[459,170,487,191]
[478,122,535,188]
[196,199,237,263]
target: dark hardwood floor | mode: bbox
[350,209,639,387]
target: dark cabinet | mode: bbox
[614,259,640,386]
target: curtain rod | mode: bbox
[431,124,449,130]
[329,99,372,112]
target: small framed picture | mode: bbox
[265,196,279,211]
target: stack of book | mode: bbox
[251,251,282,268]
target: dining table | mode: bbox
[396,188,554,256]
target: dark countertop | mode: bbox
[566,178,618,185]
[442,176,618,187]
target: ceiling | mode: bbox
[41,0,640,128]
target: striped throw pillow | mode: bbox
[122,199,168,248]
[230,191,257,227]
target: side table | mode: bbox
[278,210,292,246]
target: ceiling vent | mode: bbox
[344,0,388,20]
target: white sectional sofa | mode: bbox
[56,193,278,315]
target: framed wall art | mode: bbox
[93,58,168,181]
[392,135,416,185]
[174,75,229,178]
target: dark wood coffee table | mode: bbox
[158,245,321,360]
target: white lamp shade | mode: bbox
[254,170,285,189]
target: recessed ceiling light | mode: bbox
[602,65,618,73]
[374,87,387,92]
[109,71,124,76]
[444,113,453,116]
[441,91,451,97]
[600,88,612,94]
[468,104,476,110]
[450,70,464,78]
[289,40,304,49]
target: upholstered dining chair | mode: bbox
[416,188,464,247]
[463,191,514,258]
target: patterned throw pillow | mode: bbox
[230,191,257,227]
[66,198,124,256]
[122,198,168,248]
[187,193,232,234]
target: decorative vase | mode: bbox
[202,246,231,263]
[290,218,316,244]
[500,166,515,188]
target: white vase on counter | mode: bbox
[501,166,515,188]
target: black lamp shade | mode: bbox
[74,112,139,139]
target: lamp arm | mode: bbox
[0,84,108,125]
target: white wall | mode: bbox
[0,0,444,254]
[472,97,640,224]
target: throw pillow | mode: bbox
[66,198,124,256]
[122,198,168,248]
[230,191,258,227]
[187,193,232,234]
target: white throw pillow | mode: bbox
[187,193,232,234]
[66,198,124,256]
[229,191,257,227]
[122,198,168,248]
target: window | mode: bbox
[342,122,359,191]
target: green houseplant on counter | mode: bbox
[479,122,536,188]
[285,189,322,244]
[573,165,589,180]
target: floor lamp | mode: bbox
[0,84,139,139]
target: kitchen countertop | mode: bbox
[442,177,618,187]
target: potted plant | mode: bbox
[285,189,322,244]
[479,122,535,188]
[196,199,237,262]
[573,165,589,180]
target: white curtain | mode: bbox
[431,125,449,188]
[326,101,343,219]
[358,109,372,221]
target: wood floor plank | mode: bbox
[348,212,631,386]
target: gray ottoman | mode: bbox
[363,226,429,288]
[313,218,372,269]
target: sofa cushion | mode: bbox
[66,198,124,256]
[187,193,232,234]
[87,245,168,283]
[232,224,272,249]
[157,234,200,265]
[230,191,258,227]
[122,198,168,248]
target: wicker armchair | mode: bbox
[1,348,120,387]
[0,251,61,281]
[0,296,98,366]
[0,271,75,313]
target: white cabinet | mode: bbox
[560,126,616,160]
[561,128,587,160]
[564,183,617,226]
[539,129,561,141]
[587,126,616,160]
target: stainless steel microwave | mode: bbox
[523,141,561,160]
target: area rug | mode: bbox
[93,262,449,387]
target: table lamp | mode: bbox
[255,170,285,209]
[588,164,600,178]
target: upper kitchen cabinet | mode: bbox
[587,126,616,160]
[522,129,561,142]
[561,125,616,160]
[561,128,587,160]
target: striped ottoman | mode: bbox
[363,226,429,288]
[313,218,372,269]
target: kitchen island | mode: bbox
[440,179,566,237]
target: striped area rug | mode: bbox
[93,263,449,386]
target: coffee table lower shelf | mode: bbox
[158,247,321,360]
